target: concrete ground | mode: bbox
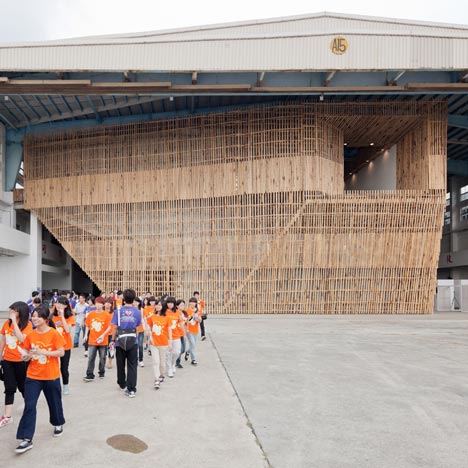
[0,312,467,467]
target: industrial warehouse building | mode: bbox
[0,12,468,313]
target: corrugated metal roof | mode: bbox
[29,12,468,43]
[0,12,467,72]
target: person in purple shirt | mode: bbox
[109,289,141,398]
[26,292,39,314]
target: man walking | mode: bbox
[109,289,141,398]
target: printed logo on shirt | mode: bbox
[91,320,103,332]
[32,340,51,365]
[152,324,162,336]
[5,332,18,349]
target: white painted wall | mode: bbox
[345,146,396,191]
[0,213,42,310]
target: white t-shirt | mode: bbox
[74,303,87,325]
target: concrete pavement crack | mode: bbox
[209,334,272,468]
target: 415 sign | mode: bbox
[330,36,348,55]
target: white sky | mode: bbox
[0,0,467,42]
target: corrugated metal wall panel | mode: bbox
[150,16,468,40]
[0,34,467,72]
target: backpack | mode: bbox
[117,309,137,351]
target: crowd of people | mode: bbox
[0,288,207,454]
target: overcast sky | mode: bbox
[0,0,467,42]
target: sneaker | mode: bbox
[82,377,94,382]
[191,360,198,366]
[62,385,69,395]
[176,363,183,369]
[148,349,152,356]
[184,352,189,361]
[201,336,206,341]
[158,375,165,383]
[139,361,144,368]
[124,390,136,398]
[15,439,33,454]
[53,426,63,437]
[0,415,13,427]
[153,379,160,389]
[84,351,88,358]
[99,375,105,380]
[168,370,174,378]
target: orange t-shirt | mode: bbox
[23,328,65,380]
[52,315,76,351]
[85,311,112,346]
[0,321,33,362]
[147,315,170,346]
[138,306,155,333]
[186,309,201,335]
[166,310,184,339]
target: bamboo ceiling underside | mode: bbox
[24,102,447,314]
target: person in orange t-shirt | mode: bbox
[147,300,172,389]
[142,297,156,356]
[165,297,184,378]
[185,297,202,365]
[83,297,112,381]
[15,305,66,454]
[0,301,33,428]
[51,296,75,395]
[194,291,207,341]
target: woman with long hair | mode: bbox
[147,300,172,389]
[0,301,33,427]
[165,297,184,378]
[51,296,75,395]
[185,297,202,365]
[15,306,66,454]
[175,299,187,369]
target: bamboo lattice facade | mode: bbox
[24,102,447,314]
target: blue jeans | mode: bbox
[16,377,65,441]
[176,336,186,365]
[138,333,144,363]
[86,345,107,378]
[187,333,198,361]
[73,322,83,347]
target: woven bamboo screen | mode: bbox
[24,102,447,314]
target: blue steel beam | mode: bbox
[60,96,74,114]
[0,102,21,124]
[8,97,31,124]
[73,96,83,112]
[4,130,23,191]
[448,114,468,129]
[0,111,18,129]
[34,96,51,118]
[47,96,63,117]
[86,96,101,121]
[19,96,41,120]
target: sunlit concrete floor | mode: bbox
[0,312,467,468]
